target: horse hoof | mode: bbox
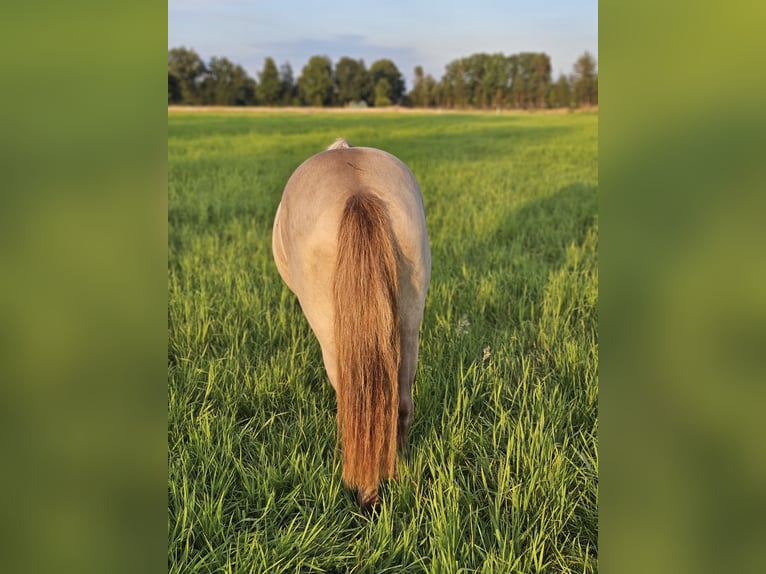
[357,491,379,513]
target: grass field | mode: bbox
[168,110,598,573]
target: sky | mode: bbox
[168,0,598,89]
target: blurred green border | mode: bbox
[601,1,766,573]
[2,1,765,572]
[0,2,167,573]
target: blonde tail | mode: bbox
[333,192,400,508]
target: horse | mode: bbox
[272,139,431,510]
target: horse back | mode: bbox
[274,147,430,299]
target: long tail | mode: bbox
[334,192,400,506]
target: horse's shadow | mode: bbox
[410,181,598,452]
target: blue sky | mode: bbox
[168,0,598,88]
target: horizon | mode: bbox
[168,0,598,89]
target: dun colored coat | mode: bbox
[272,139,431,509]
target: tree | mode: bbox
[409,66,426,107]
[432,77,447,108]
[166,46,592,110]
[464,53,489,107]
[199,56,256,105]
[441,58,468,108]
[502,52,552,109]
[168,72,181,104]
[369,59,405,105]
[409,66,440,108]
[592,74,598,106]
[374,78,392,107]
[408,66,439,108]
[298,56,334,106]
[485,53,510,109]
[510,53,534,108]
[529,53,552,108]
[548,73,572,108]
[258,58,281,105]
[279,62,297,105]
[423,74,438,108]
[334,57,369,105]
[168,47,206,104]
[573,52,597,107]
[465,52,511,109]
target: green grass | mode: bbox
[168,110,598,573]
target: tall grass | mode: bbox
[168,110,598,573]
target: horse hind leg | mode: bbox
[397,390,413,457]
[397,329,419,458]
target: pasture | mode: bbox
[168,110,598,573]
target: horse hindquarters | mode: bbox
[333,192,400,510]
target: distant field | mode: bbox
[168,110,598,573]
[167,105,596,114]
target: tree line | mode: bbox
[168,47,597,109]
